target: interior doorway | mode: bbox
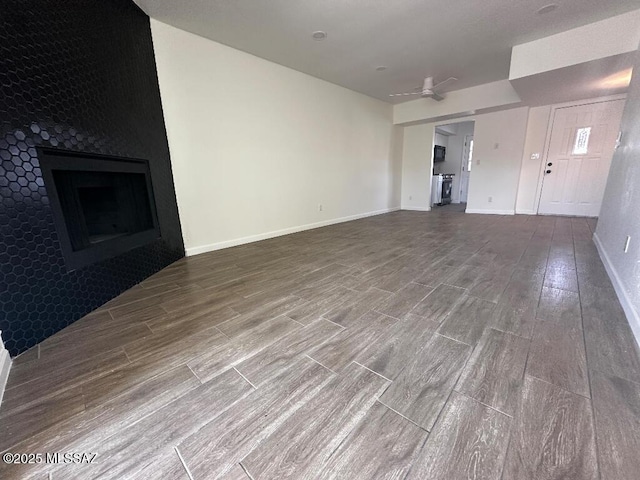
[537,99,625,217]
[432,121,475,210]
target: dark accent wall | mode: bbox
[0,0,184,356]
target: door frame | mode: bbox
[533,94,627,215]
[459,134,473,203]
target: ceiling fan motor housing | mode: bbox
[423,77,435,92]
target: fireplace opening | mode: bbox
[78,184,130,245]
[40,149,160,270]
[54,170,155,250]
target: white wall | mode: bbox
[434,133,448,150]
[466,107,530,214]
[150,20,400,255]
[515,106,552,214]
[401,123,434,211]
[389,125,404,208]
[595,50,640,345]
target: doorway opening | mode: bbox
[431,121,475,212]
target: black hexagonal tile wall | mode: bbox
[0,0,184,356]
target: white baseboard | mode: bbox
[0,335,11,407]
[515,209,537,215]
[593,233,640,348]
[186,207,401,256]
[401,206,431,212]
[465,208,515,215]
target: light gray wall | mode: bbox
[595,47,640,343]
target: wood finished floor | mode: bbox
[2,210,640,479]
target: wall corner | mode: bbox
[0,331,12,406]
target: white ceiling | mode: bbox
[135,0,640,104]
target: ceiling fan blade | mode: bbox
[430,92,445,101]
[389,92,422,97]
[432,77,457,90]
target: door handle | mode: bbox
[546,170,552,174]
[547,162,553,166]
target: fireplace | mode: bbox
[40,148,160,270]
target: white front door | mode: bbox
[459,135,473,203]
[538,99,625,217]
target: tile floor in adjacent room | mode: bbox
[1,209,640,479]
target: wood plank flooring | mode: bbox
[503,375,599,480]
[2,210,640,479]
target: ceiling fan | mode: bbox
[390,76,457,101]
